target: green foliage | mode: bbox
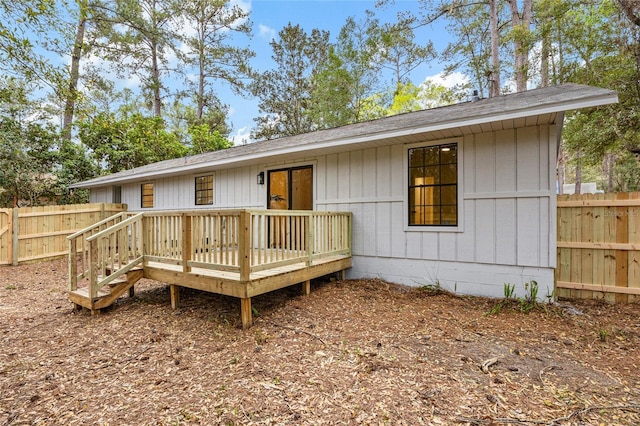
[180,0,254,123]
[503,283,515,300]
[0,0,62,86]
[388,82,423,115]
[598,329,609,342]
[79,112,188,174]
[521,280,539,313]
[91,0,182,116]
[418,281,447,295]
[308,14,381,128]
[487,281,541,315]
[0,118,60,207]
[187,124,232,155]
[307,46,359,128]
[368,16,436,89]
[0,79,63,207]
[250,23,330,140]
[55,140,99,204]
[437,1,495,98]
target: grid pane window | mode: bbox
[195,175,214,205]
[408,143,457,226]
[141,183,154,208]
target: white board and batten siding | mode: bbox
[120,165,264,211]
[111,124,558,299]
[312,124,558,299]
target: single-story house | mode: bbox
[73,84,617,299]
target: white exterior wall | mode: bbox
[121,164,264,211]
[314,125,558,299]
[110,124,557,299]
[89,188,110,204]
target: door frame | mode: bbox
[266,164,314,211]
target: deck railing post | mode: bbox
[347,213,352,255]
[306,212,314,266]
[88,238,98,299]
[69,238,77,291]
[182,213,192,273]
[239,210,250,281]
[142,214,149,266]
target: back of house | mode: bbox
[73,84,617,299]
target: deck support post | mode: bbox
[170,284,180,309]
[128,286,135,298]
[338,269,346,281]
[240,297,252,329]
[302,280,311,295]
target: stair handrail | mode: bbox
[85,212,144,243]
[68,211,136,291]
[67,211,134,240]
[85,212,145,299]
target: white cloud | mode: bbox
[231,126,253,146]
[230,0,252,17]
[423,71,470,89]
[124,74,142,89]
[258,24,276,41]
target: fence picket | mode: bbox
[556,192,640,302]
[0,203,126,265]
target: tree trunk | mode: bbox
[604,153,615,192]
[617,0,640,27]
[489,0,500,97]
[575,149,583,195]
[507,0,532,92]
[198,46,205,121]
[62,0,88,141]
[557,144,565,195]
[151,42,162,117]
[540,29,550,88]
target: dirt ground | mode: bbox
[0,259,639,425]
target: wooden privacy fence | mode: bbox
[556,192,640,303]
[0,203,126,265]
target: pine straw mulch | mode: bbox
[1,259,639,425]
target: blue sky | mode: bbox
[221,0,458,144]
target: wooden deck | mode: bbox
[67,209,352,328]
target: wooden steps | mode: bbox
[69,267,143,313]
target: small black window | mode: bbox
[195,175,214,205]
[141,183,154,208]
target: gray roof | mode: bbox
[73,83,617,188]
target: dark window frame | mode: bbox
[195,175,214,205]
[141,182,154,208]
[408,142,458,227]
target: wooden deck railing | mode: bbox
[67,211,138,292]
[69,209,351,300]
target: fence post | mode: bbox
[5,208,13,265]
[12,208,19,266]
